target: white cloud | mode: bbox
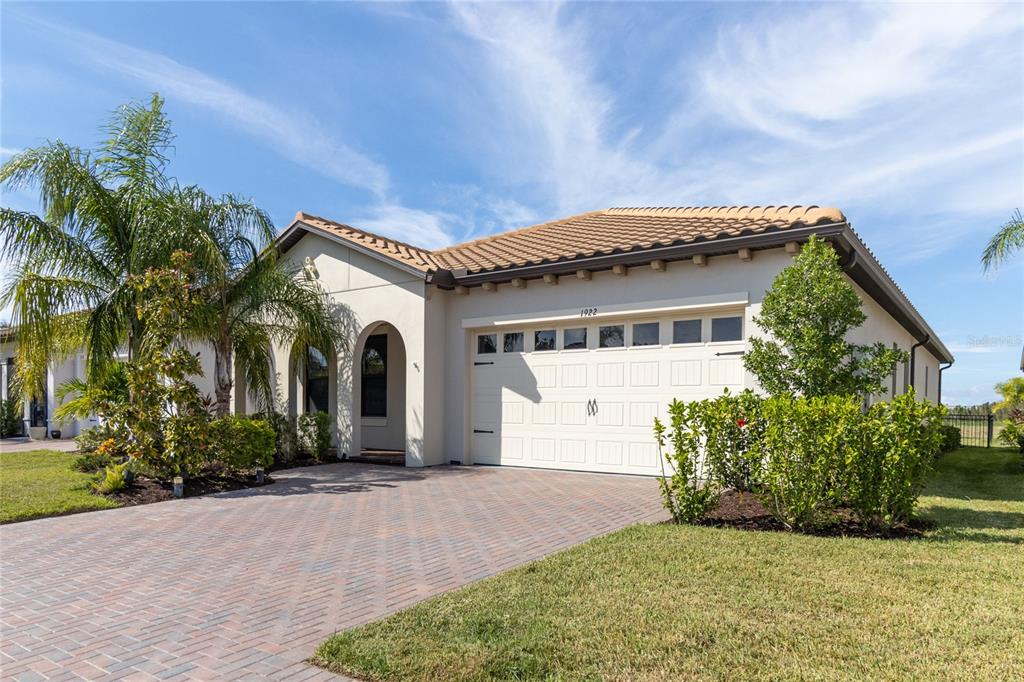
[0,147,21,158]
[353,203,455,250]
[700,4,1014,142]
[19,16,391,199]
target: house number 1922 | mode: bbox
[579,307,598,317]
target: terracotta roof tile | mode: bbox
[291,205,847,276]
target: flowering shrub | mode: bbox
[699,390,765,491]
[654,399,719,523]
[265,412,299,467]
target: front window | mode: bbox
[563,327,587,350]
[711,316,743,342]
[534,330,556,351]
[599,325,624,348]
[632,322,660,347]
[672,319,701,344]
[306,346,330,413]
[477,334,497,354]
[361,334,387,417]
[503,331,524,353]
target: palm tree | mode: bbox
[982,209,1024,271]
[167,186,345,417]
[0,95,188,395]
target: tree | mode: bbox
[0,95,189,396]
[166,186,345,416]
[994,377,1024,414]
[982,209,1024,271]
[744,235,907,397]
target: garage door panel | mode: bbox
[562,364,587,388]
[561,402,587,425]
[532,438,556,461]
[502,401,524,424]
[597,362,625,387]
[532,402,557,425]
[596,402,624,426]
[671,359,702,386]
[630,361,660,386]
[560,439,587,464]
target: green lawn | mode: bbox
[314,447,1024,681]
[0,449,120,524]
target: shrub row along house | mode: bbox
[1,205,953,475]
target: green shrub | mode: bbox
[93,462,127,494]
[0,396,22,438]
[654,399,719,523]
[298,411,332,462]
[209,415,275,471]
[760,394,861,530]
[72,451,114,473]
[939,424,962,453]
[74,426,111,454]
[998,409,1024,453]
[266,412,299,467]
[699,390,765,491]
[844,391,945,527]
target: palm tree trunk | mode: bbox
[213,337,233,418]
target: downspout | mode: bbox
[938,360,953,405]
[908,334,929,395]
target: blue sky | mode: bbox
[1,1,1021,405]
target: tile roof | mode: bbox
[291,205,847,276]
[294,212,445,273]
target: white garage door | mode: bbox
[470,310,746,476]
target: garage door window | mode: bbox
[599,324,624,348]
[477,334,497,354]
[503,331,524,353]
[563,327,587,350]
[711,316,743,342]
[534,330,556,351]
[632,322,660,346]
[672,319,702,344]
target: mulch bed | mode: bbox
[105,470,274,506]
[697,490,930,539]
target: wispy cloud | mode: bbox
[0,147,21,158]
[445,1,1023,264]
[17,14,392,199]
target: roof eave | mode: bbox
[277,219,431,280]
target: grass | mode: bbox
[314,447,1024,681]
[0,449,120,524]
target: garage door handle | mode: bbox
[473,429,494,434]
[715,350,744,356]
[474,361,494,366]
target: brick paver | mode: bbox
[1,463,665,680]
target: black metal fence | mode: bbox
[943,414,995,448]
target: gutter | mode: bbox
[908,334,929,395]
[938,360,954,405]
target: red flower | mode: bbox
[737,418,747,428]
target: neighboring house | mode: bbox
[2,205,954,478]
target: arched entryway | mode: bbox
[349,321,407,465]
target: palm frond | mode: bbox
[982,209,1024,271]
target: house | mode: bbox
[239,205,952,475]
[2,205,953,475]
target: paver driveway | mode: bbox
[1,463,665,680]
